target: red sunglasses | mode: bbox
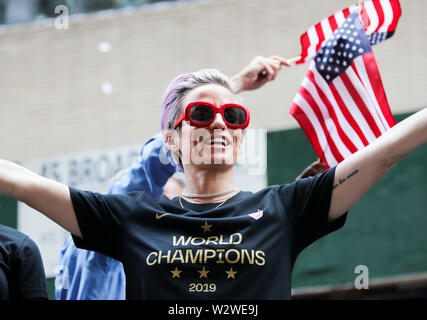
[173,101,250,129]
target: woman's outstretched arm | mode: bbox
[329,108,427,221]
[0,159,81,237]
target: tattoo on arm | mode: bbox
[332,169,359,190]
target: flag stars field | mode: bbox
[314,14,369,84]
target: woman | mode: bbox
[0,56,426,299]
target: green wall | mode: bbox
[46,278,55,299]
[0,195,17,229]
[267,112,427,288]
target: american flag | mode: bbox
[290,12,396,169]
[296,0,401,65]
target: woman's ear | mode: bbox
[164,129,182,168]
[163,129,180,153]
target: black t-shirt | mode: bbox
[71,167,346,299]
[0,225,48,300]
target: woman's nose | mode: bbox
[209,112,227,130]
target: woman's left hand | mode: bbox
[295,159,326,180]
[231,55,291,93]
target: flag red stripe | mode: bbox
[306,70,358,153]
[297,32,310,64]
[340,71,382,138]
[373,0,385,33]
[298,86,346,162]
[289,103,332,167]
[328,81,370,147]
[328,15,338,32]
[342,8,351,18]
[361,53,396,127]
[388,0,402,31]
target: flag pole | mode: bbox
[287,55,302,65]
[260,55,301,76]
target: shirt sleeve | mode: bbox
[13,236,48,300]
[108,133,179,197]
[70,188,144,261]
[277,166,347,261]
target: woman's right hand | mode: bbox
[231,55,290,93]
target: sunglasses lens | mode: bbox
[224,107,246,126]
[190,105,214,124]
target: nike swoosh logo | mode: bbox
[155,213,169,220]
[248,210,263,220]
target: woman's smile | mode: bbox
[201,134,232,148]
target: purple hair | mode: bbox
[160,69,235,131]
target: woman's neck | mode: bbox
[182,165,237,203]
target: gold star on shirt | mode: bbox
[225,267,238,279]
[198,266,210,279]
[170,267,182,279]
[200,221,212,233]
